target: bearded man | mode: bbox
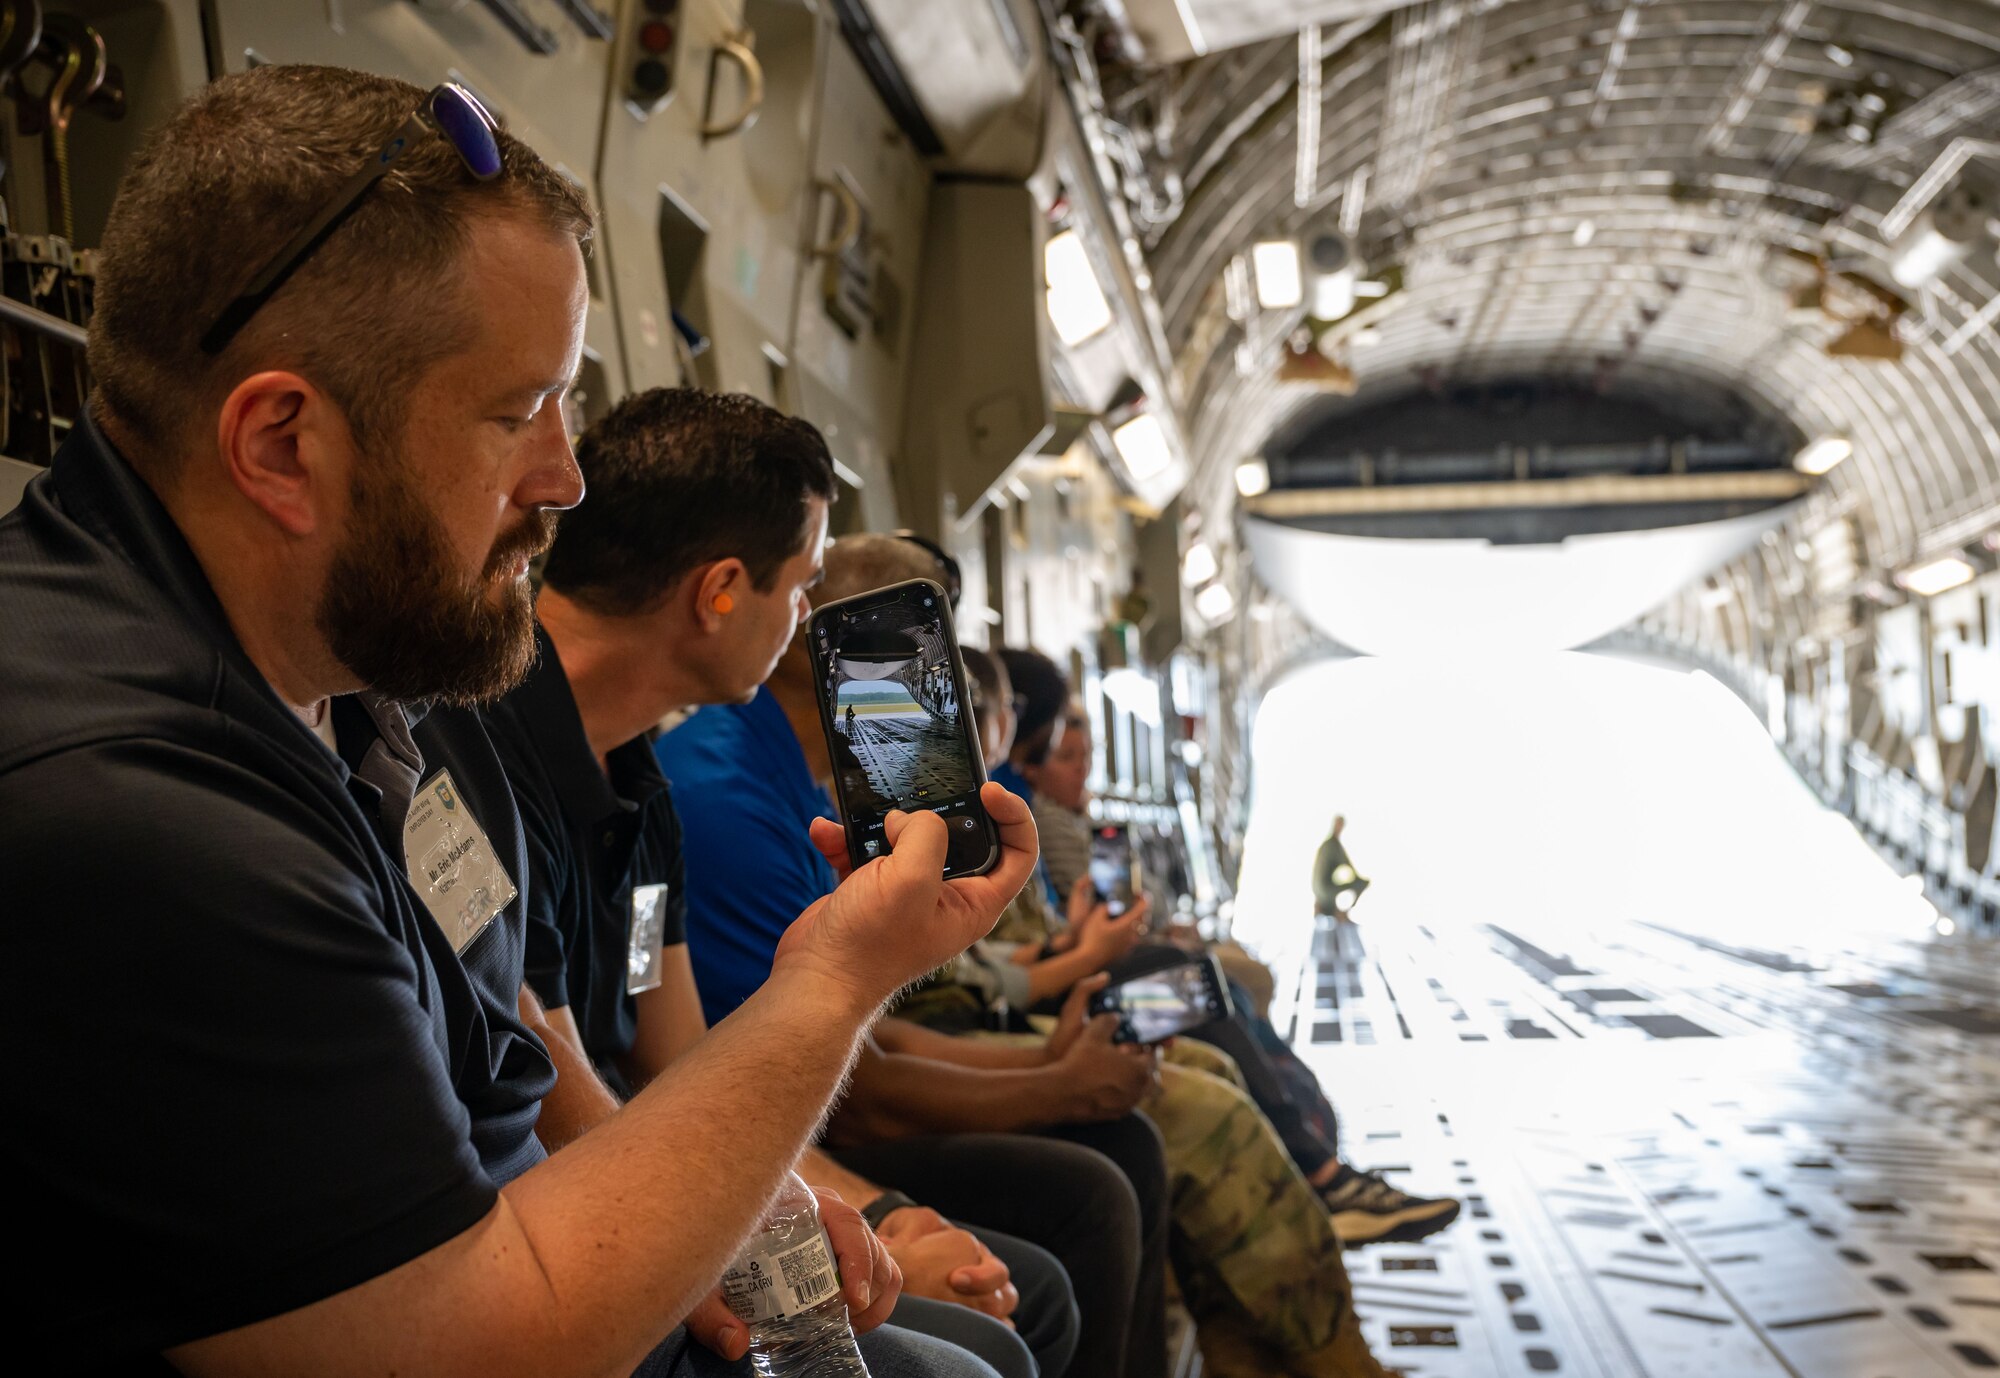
[0,64,1028,1378]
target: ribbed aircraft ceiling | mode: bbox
[1088,0,2000,578]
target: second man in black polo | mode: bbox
[484,389,1080,1378]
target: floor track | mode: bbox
[1276,917,2000,1376]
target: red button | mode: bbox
[639,20,674,53]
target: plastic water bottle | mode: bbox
[721,1172,870,1377]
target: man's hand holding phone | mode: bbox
[1075,894,1148,970]
[809,580,1000,878]
[774,782,1040,1012]
[1041,875,1098,954]
[1041,974,1158,1121]
[1064,876,1097,928]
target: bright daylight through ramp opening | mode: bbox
[1233,652,1999,1378]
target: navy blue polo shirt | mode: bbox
[0,416,536,1370]
[656,687,838,1025]
[336,696,556,1184]
[483,625,685,1097]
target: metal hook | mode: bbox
[811,177,864,260]
[38,14,107,137]
[0,0,43,89]
[701,32,763,142]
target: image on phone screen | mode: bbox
[1090,956,1231,1044]
[1089,824,1135,917]
[810,579,999,878]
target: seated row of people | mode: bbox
[992,680,1458,1248]
[0,62,1450,1378]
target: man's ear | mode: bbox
[214,371,346,539]
[693,558,750,631]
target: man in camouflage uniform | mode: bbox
[956,653,1457,1234]
[889,842,1387,1375]
[1153,1041,1388,1378]
[882,986,1387,1377]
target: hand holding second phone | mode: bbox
[1043,972,1159,1120]
[1075,895,1148,967]
[776,782,1039,1012]
[1064,876,1099,930]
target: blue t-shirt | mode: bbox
[656,687,839,1025]
[989,760,1033,805]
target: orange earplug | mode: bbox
[713,594,734,615]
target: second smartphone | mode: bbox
[807,578,1000,878]
[1089,822,1137,917]
[1088,953,1234,1044]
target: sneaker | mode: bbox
[1320,1166,1461,1245]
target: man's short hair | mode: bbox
[89,64,594,476]
[998,647,1069,765]
[542,389,838,616]
[808,532,944,611]
[961,646,1008,708]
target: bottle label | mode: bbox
[722,1230,842,1323]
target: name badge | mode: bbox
[404,769,517,954]
[628,882,669,995]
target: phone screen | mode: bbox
[809,579,999,878]
[1089,824,1135,917]
[1089,956,1230,1044]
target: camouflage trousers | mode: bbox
[1153,1041,1388,1378]
[969,1032,1387,1377]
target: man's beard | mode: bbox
[317,450,556,707]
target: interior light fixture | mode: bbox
[1194,582,1236,622]
[1898,554,1976,597]
[1890,221,1974,288]
[1045,229,1113,348]
[1311,269,1356,322]
[1101,667,1163,722]
[1572,218,1597,247]
[1235,458,1272,497]
[1305,230,1358,321]
[1111,411,1173,482]
[1181,540,1219,587]
[1794,436,1852,475]
[1251,240,1304,310]
[1887,185,1988,289]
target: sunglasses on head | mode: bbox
[200,83,503,356]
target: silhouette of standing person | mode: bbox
[845,703,857,737]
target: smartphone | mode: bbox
[1087,954,1233,1045]
[807,578,1000,878]
[1089,823,1136,917]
